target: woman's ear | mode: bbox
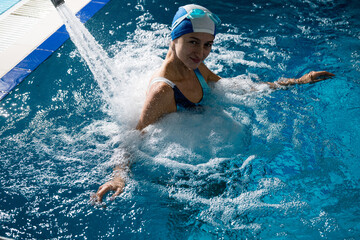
[170,41,176,51]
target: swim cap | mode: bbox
[171,4,220,40]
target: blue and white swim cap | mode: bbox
[171,4,221,40]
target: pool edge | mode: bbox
[0,0,112,101]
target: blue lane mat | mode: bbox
[0,0,112,101]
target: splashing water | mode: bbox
[1,0,359,239]
[54,3,296,232]
[53,3,309,236]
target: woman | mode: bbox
[93,4,334,204]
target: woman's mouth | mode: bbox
[190,57,201,64]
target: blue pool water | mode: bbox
[1,0,360,239]
[0,0,21,15]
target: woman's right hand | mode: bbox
[92,176,125,204]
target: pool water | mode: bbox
[0,0,22,15]
[1,0,360,239]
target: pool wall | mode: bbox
[0,0,112,101]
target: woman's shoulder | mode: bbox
[148,76,174,100]
[149,67,176,90]
[198,63,221,82]
[145,78,176,114]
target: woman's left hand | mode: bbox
[296,71,335,84]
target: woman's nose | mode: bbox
[194,46,203,58]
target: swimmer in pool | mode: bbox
[92,4,335,204]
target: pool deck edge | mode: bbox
[0,0,112,101]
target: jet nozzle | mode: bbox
[51,0,65,7]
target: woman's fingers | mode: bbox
[311,71,335,82]
[90,179,125,205]
[91,176,126,206]
[95,183,113,203]
[110,187,124,201]
[320,71,334,76]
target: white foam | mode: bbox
[52,8,304,232]
[167,176,305,230]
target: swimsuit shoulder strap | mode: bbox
[149,76,197,110]
[149,77,176,88]
[194,68,210,95]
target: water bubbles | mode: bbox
[135,4,145,12]
[2,0,359,238]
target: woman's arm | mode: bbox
[198,62,334,88]
[267,71,335,89]
[92,82,176,204]
[136,82,177,130]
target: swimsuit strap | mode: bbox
[148,70,210,110]
[194,68,210,96]
[149,77,175,88]
[150,69,208,92]
[149,77,196,110]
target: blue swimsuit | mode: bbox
[150,69,210,110]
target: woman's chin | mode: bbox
[186,61,201,70]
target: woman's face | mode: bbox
[173,32,215,69]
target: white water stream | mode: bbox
[56,4,119,108]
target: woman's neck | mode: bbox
[162,48,194,81]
